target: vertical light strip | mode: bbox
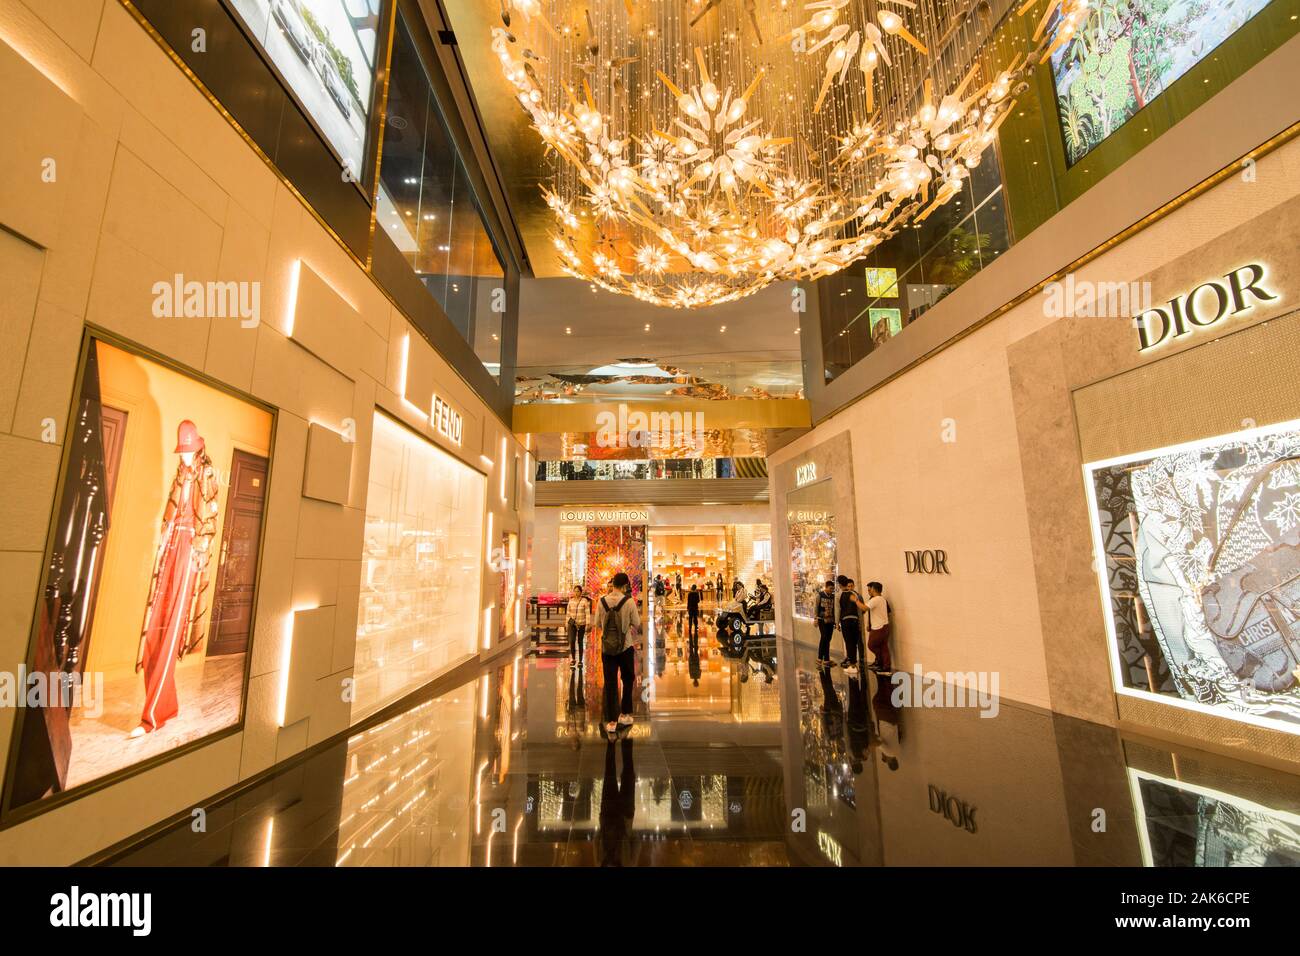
[276,614,295,726]
[284,259,302,337]
[483,607,493,650]
[262,817,275,867]
[399,333,429,421]
[499,437,508,502]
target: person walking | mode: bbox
[836,574,866,676]
[864,581,893,673]
[593,572,641,736]
[715,573,724,603]
[565,584,590,663]
[815,579,837,667]
[686,584,702,640]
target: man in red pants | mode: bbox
[864,581,892,673]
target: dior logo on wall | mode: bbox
[1135,263,1277,352]
[928,785,978,834]
[795,462,818,487]
[905,550,950,574]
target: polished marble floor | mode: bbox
[105,608,1300,867]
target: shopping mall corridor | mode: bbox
[99,604,1300,868]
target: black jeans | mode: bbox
[567,620,586,657]
[602,647,635,723]
[817,621,835,661]
[841,618,862,665]
[687,609,699,637]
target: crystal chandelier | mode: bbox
[491,0,1064,308]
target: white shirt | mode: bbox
[866,595,889,630]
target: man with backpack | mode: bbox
[593,572,641,735]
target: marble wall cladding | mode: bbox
[0,1,529,863]
[772,130,1300,732]
[771,430,858,653]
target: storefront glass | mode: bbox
[377,11,506,379]
[1085,418,1300,734]
[353,411,485,721]
[4,337,274,813]
[788,481,838,621]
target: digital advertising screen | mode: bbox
[227,0,382,176]
[1049,0,1274,165]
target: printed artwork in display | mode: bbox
[584,525,647,600]
[5,338,273,811]
[789,507,837,620]
[1086,420,1300,732]
[1129,769,1300,866]
[228,0,381,175]
[1050,0,1274,165]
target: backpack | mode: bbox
[601,594,631,655]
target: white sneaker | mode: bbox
[844,665,859,677]
[618,714,634,726]
[605,722,618,734]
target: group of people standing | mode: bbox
[815,576,891,677]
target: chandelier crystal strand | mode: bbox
[493,1,1063,309]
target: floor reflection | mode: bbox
[105,624,1300,867]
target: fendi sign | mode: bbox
[1136,263,1277,352]
[905,550,950,574]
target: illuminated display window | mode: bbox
[1085,418,1300,734]
[4,337,274,813]
[353,411,485,720]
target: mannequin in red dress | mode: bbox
[131,420,219,738]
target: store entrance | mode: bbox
[786,480,838,650]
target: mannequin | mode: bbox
[131,420,219,738]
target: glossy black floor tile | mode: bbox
[104,608,1300,867]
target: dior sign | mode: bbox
[795,462,818,487]
[905,550,950,574]
[1135,263,1277,352]
[928,785,978,834]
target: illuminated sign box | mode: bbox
[1084,418,1300,736]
